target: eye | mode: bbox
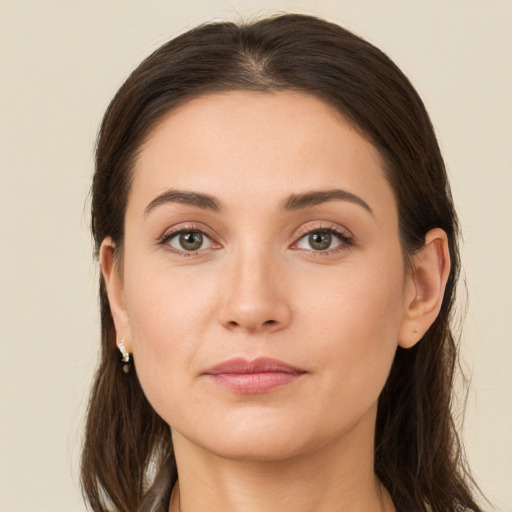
[166,230,214,252]
[294,228,351,252]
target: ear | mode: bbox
[398,228,451,349]
[100,237,132,353]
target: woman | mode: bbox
[81,13,485,512]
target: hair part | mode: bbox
[83,13,485,511]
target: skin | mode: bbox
[101,91,450,512]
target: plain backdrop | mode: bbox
[1,1,511,510]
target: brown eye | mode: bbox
[295,228,350,252]
[179,232,203,250]
[167,230,212,252]
[308,231,332,251]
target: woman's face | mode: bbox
[107,91,417,461]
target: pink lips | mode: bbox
[204,357,306,393]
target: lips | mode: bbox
[204,357,306,393]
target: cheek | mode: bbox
[298,254,405,414]
[122,257,222,420]
[299,248,405,342]
[125,256,215,346]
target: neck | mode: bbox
[169,410,394,512]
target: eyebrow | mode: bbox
[281,189,373,215]
[144,190,222,215]
[144,187,372,216]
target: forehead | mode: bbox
[129,91,395,219]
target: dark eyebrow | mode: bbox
[144,188,372,216]
[281,189,373,215]
[144,189,222,215]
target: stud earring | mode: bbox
[117,338,131,373]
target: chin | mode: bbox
[172,409,345,464]
[201,432,315,462]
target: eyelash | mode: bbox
[158,224,218,257]
[158,223,353,257]
[292,224,353,256]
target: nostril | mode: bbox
[226,319,277,330]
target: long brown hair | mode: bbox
[82,14,485,511]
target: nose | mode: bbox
[217,249,292,334]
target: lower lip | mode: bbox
[206,372,303,393]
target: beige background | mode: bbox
[1,1,511,510]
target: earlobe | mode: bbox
[398,228,451,349]
[99,238,132,352]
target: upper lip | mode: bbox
[204,357,306,375]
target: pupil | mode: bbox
[309,232,331,250]
[180,232,203,250]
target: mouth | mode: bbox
[203,357,307,393]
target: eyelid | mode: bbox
[293,221,353,240]
[290,222,354,254]
[158,222,222,255]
